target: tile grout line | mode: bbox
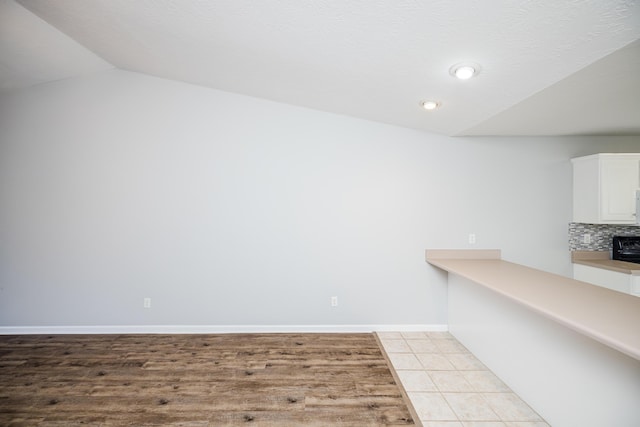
[399,332,461,424]
[376,331,549,426]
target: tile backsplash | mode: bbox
[569,222,640,251]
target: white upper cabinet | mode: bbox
[572,153,640,224]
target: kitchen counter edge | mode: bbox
[571,250,640,275]
[426,249,640,361]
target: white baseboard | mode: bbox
[0,324,447,335]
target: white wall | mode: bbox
[0,69,638,329]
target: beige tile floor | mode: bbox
[377,331,550,427]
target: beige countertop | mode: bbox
[571,250,640,275]
[426,249,640,361]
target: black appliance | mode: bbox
[612,235,640,264]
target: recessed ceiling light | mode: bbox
[449,63,480,80]
[420,100,440,110]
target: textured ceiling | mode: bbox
[3,0,640,136]
[461,39,640,136]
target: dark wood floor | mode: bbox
[0,333,415,426]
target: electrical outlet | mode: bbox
[143,297,151,309]
[583,234,591,244]
[330,296,338,307]
[468,233,476,244]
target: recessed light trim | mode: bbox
[449,62,481,80]
[420,100,440,110]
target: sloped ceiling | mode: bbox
[2,0,640,136]
[0,0,112,93]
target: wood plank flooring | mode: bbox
[0,333,415,426]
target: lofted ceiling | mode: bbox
[1,0,639,136]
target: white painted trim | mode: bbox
[0,324,447,335]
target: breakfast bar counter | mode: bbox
[426,249,640,427]
[426,249,640,360]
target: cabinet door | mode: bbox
[600,158,640,222]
